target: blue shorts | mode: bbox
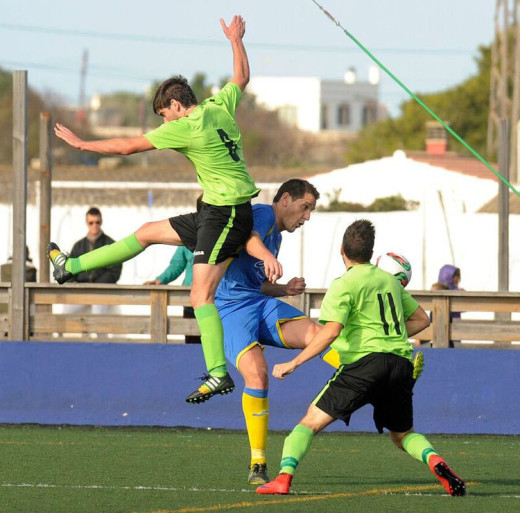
[216,295,306,368]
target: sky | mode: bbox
[0,0,496,117]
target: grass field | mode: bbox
[0,425,518,513]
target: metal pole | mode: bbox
[11,71,28,340]
[498,119,509,292]
[39,112,52,282]
[437,190,455,264]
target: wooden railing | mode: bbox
[0,283,519,348]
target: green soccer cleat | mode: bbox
[413,351,424,381]
[47,242,73,284]
[248,463,270,485]
[185,373,235,404]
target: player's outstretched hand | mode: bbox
[143,280,161,285]
[54,123,84,149]
[285,277,305,296]
[263,254,283,284]
[273,361,297,380]
[220,15,246,40]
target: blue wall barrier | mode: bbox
[0,341,518,434]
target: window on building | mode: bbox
[337,103,350,127]
[320,104,329,130]
[362,102,377,126]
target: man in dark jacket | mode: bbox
[70,207,122,284]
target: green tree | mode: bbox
[345,44,492,164]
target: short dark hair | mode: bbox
[342,219,375,263]
[273,179,320,203]
[152,75,198,114]
[86,207,102,218]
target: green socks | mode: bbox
[194,303,227,378]
[65,233,144,274]
[280,424,315,475]
[402,432,438,465]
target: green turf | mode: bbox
[0,425,518,513]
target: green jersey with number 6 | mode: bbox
[321,263,419,365]
[144,82,260,206]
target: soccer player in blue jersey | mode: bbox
[215,178,340,485]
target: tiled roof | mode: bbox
[407,151,499,182]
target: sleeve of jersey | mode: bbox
[214,82,242,117]
[144,121,190,150]
[252,205,274,239]
[319,279,351,326]
[401,287,420,318]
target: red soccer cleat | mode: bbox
[428,455,466,496]
[256,472,293,495]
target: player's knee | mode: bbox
[189,287,214,309]
[243,367,268,389]
[305,322,322,345]
[389,430,409,450]
[135,223,154,247]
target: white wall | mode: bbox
[277,211,520,293]
[1,203,518,293]
[248,76,321,132]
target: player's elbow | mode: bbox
[232,73,249,92]
[416,308,431,331]
[119,141,137,155]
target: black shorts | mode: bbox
[313,352,414,434]
[169,201,253,265]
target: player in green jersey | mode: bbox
[48,15,281,404]
[257,219,466,497]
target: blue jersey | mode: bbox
[216,203,281,301]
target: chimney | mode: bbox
[425,121,448,155]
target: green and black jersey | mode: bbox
[144,82,260,206]
[322,263,419,365]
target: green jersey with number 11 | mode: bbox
[144,82,260,206]
[321,263,419,366]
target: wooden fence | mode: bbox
[0,283,519,348]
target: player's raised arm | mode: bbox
[220,15,249,91]
[54,123,154,155]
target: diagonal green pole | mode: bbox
[312,0,520,199]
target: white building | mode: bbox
[247,69,383,134]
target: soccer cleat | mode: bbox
[47,242,73,284]
[248,463,270,485]
[413,351,424,381]
[256,472,292,495]
[429,455,466,497]
[185,373,235,404]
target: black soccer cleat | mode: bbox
[248,463,270,485]
[185,373,235,404]
[47,242,73,284]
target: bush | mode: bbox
[318,190,418,212]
